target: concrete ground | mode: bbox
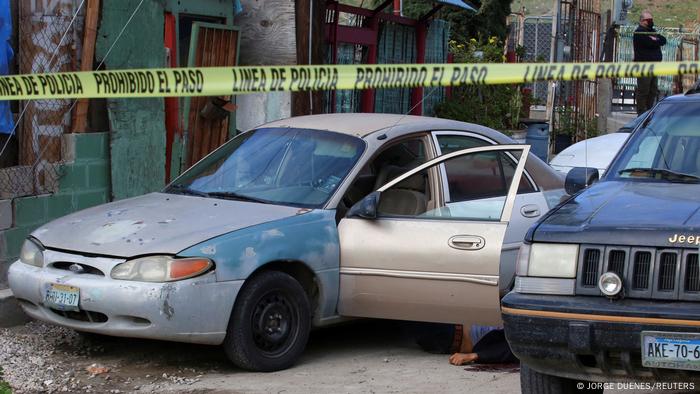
[1,318,696,393]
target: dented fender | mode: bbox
[178,209,341,320]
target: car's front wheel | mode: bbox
[521,364,602,394]
[223,271,311,372]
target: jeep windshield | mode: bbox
[608,101,700,183]
[166,128,365,208]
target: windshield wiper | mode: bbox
[618,168,700,183]
[167,184,210,197]
[206,191,270,204]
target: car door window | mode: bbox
[436,133,536,194]
[342,136,430,209]
[436,134,490,154]
[377,149,526,221]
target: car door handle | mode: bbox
[520,204,541,218]
[448,235,485,251]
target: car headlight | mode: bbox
[525,243,579,278]
[111,256,213,282]
[19,238,44,267]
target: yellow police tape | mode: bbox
[0,61,698,100]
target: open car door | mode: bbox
[338,145,530,325]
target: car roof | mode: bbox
[664,92,700,102]
[256,113,509,140]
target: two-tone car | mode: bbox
[10,114,564,371]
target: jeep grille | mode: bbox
[575,245,700,301]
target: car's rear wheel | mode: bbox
[521,364,602,394]
[223,271,311,372]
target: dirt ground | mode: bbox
[0,319,694,393]
[0,319,518,393]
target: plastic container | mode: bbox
[524,121,550,162]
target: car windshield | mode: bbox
[607,101,700,183]
[165,128,365,208]
[617,110,649,132]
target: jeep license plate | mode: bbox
[44,283,80,312]
[642,331,700,371]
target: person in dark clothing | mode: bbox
[412,323,518,365]
[633,11,666,115]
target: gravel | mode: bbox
[0,321,208,393]
[1,321,87,393]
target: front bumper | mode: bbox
[8,249,242,345]
[502,292,700,382]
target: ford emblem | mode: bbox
[69,264,85,274]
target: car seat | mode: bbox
[373,165,428,216]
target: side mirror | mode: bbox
[346,191,380,219]
[565,167,599,195]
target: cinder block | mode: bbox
[0,289,30,327]
[0,258,11,288]
[74,190,108,211]
[57,162,89,191]
[87,161,110,189]
[2,226,35,259]
[46,193,75,219]
[13,195,49,226]
[74,132,109,161]
[0,199,11,230]
[0,231,7,260]
[61,133,76,163]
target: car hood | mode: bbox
[32,193,303,257]
[549,133,630,174]
[532,181,700,247]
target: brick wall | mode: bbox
[0,132,111,288]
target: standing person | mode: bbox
[633,11,666,115]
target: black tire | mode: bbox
[521,364,603,394]
[223,271,311,372]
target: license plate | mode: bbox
[642,331,700,371]
[44,283,80,312]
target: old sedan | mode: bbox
[9,114,564,371]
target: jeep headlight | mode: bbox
[524,243,579,278]
[19,238,44,267]
[111,256,213,282]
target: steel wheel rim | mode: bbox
[251,290,299,357]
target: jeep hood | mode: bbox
[32,193,302,257]
[532,181,700,247]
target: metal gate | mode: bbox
[552,0,601,143]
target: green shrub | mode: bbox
[0,367,11,394]
[434,37,522,132]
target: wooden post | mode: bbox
[293,0,325,116]
[410,21,426,116]
[71,0,100,133]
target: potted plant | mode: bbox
[553,106,576,154]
